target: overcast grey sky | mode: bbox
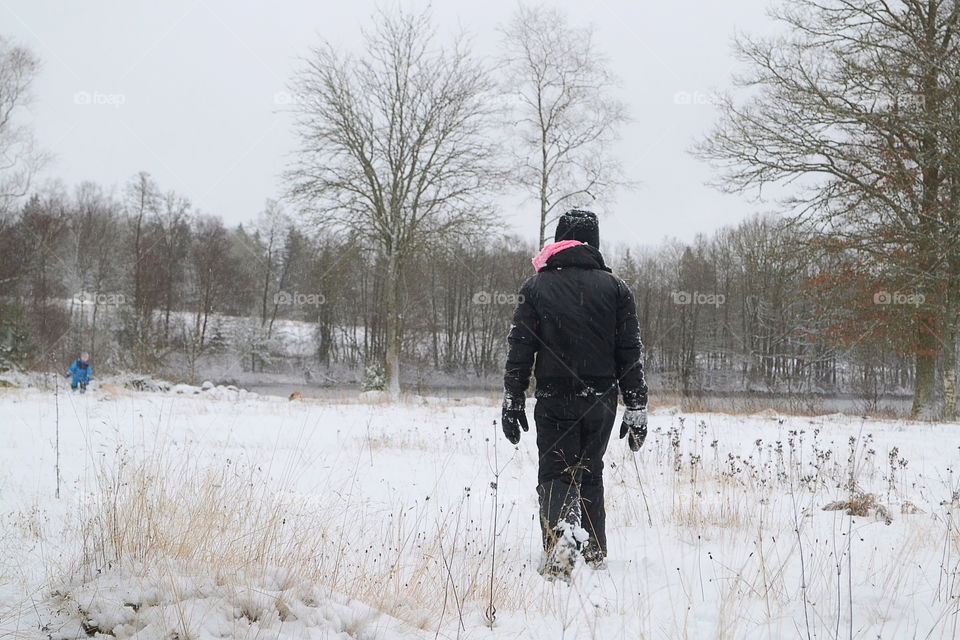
[2,0,774,248]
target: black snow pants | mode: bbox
[534,385,618,557]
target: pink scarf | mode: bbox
[532,240,583,272]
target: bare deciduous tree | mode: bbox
[697,0,960,419]
[253,199,292,339]
[186,215,236,381]
[0,37,46,216]
[124,172,159,367]
[286,8,500,398]
[500,5,628,247]
[70,182,123,361]
[153,190,191,345]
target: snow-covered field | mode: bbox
[1,382,958,639]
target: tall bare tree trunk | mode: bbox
[384,249,402,399]
[912,314,940,419]
[943,337,957,420]
[538,133,549,248]
[943,291,958,420]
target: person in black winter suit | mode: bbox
[501,210,649,577]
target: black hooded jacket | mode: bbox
[503,243,648,407]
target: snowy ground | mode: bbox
[0,382,958,639]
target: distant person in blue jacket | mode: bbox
[66,352,92,392]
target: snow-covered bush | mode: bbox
[361,361,385,391]
[0,303,34,372]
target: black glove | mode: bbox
[501,393,529,444]
[619,407,648,451]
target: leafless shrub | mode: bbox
[823,492,892,525]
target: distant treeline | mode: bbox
[0,173,938,411]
